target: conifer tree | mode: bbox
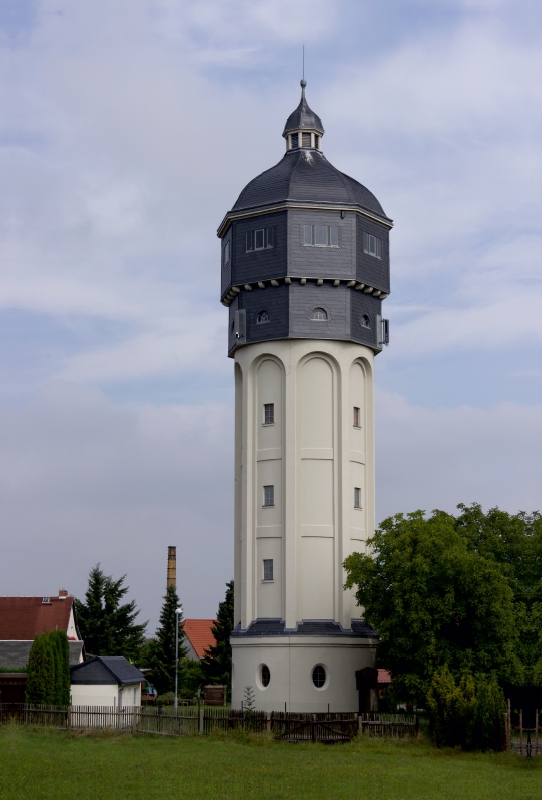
[27,634,55,705]
[201,581,234,695]
[49,630,71,706]
[144,585,187,695]
[76,564,147,660]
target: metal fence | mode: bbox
[0,703,418,743]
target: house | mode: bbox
[70,656,145,707]
[0,591,84,669]
[183,619,216,661]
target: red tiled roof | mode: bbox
[183,619,216,659]
[0,596,77,640]
[378,669,392,685]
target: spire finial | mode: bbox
[301,46,306,99]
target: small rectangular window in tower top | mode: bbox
[246,231,254,252]
[329,226,338,247]
[364,232,382,259]
[315,225,328,246]
[302,132,311,147]
[263,485,275,507]
[255,229,265,250]
[224,241,230,264]
[353,407,360,428]
[354,487,361,508]
[264,403,274,425]
[304,225,313,245]
[263,559,274,581]
[291,133,299,149]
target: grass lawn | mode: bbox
[0,726,539,800]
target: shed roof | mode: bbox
[378,669,392,685]
[183,619,216,659]
[70,656,144,686]
[0,595,80,640]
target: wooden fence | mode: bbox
[505,703,541,756]
[0,704,418,743]
[358,712,417,738]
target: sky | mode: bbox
[2,0,542,630]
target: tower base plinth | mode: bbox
[231,621,377,713]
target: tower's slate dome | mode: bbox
[231,81,388,220]
[232,149,387,218]
[218,81,392,357]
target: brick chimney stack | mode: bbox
[167,546,176,590]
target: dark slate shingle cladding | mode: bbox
[283,85,324,135]
[231,150,387,218]
[230,211,288,287]
[228,284,381,355]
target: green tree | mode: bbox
[179,658,205,697]
[26,633,55,705]
[143,585,187,695]
[49,631,71,706]
[343,509,522,704]
[76,564,147,660]
[201,581,234,696]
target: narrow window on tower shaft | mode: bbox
[263,559,274,581]
[263,485,275,507]
[353,407,361,428]
[354,488,362,508]
[264,403,274,425]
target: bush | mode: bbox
[427,667,505,751]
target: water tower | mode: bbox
[218,81,391,711]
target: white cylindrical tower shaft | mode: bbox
[231,339,377,712]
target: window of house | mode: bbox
[261,664,271,687]
[263,485,275,506]
[354,487,362,508]
[246,228,274,252]
[312,665,326,688]
[353,407,361,428]
[223,241,230,264]
[363,232,382,259]
[264,403,274,425]
[361,314,370,329]
[311,308,328,321]
[303,225,339,247]
[257,310,269,324]
[302,132,311,147]
[291,133,299,149]
[263,559,274,581]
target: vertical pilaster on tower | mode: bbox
[167,546,176,589]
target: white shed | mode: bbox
[70,656,144,708]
